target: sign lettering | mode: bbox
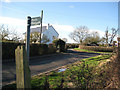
[31,17,41,26]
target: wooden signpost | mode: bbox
[26,12,42,62]
[15,11,43,89]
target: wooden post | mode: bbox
[118,2,120,62]
[40,10,43,44]
[113,41,116,53]
[15,45,31,89]
[26,16,31,63]
[118,38,120,58]
[113,41,116,47]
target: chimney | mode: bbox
[48,23,50,29]
[48,23,50,26]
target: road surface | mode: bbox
[2,49,100,86]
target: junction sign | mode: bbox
[31,17,41,26]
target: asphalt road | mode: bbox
[2,49,100,86]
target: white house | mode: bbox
[30,24,59,44]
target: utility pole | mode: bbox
[40,10,43,44]
[26,16,31,63]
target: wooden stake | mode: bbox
[15,45,31,89]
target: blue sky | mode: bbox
[0,1,118,43]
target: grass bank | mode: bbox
[74,48,113,54]
[2,53,114,89]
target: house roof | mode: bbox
[30,24,59,35]
[30,26,47,33]
[49,25,59,36]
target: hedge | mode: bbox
[2,42,23,60]
[2,42,57,61]
[48,44,57,53]
[53,39,66,52]
[30,44,49,57]
[79,45,114,52]
[66,43,79,48]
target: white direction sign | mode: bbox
[31,17,41,26]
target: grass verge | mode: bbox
[2,54,113,89]
[74,48,113,54]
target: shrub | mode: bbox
[30,44,49,56]
[79,45,113,52]
[66,44,79,48]
[53,39,66,52]
[2,42,24,60]
[52,39,59,45]
[48,44,57,54]
[2,42,57,61]
[38,44,49,55]
[30,44,39,56]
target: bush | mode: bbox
[53,39,66,52]
[79,45,113,52]
[2,42,57,61]
[38,44,49,55]
[52,39,59,45]
[48,43,57,54]
[2,42,24,60]
[30,44,49,56]
[66,44,79,48]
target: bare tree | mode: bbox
[10,29,20,42]
[100,37,106,44]
[29,32,50,44]
[0,24,20,42]
[0,24,10,40]
[105,27,109,44]
[104,27,118,45]
[30,32,40,43]
[109,28,118,44]
[83,31,101,45]
[69,26,89,44]
[62,38,67,42]
[41,34,50,44]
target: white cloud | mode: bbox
[89,29,105,37]
[89,29,118,41]
[0,16,27,34]
[52,24,75,43]
[0,16,26,26]
[69,5,74,8]
[2,0,11,3]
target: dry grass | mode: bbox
[104,55,120,89]
[91,54,120,89]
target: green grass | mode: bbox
[82,55,110,67]
[2,54,112,89]
[74,48,112,54]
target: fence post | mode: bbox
[118,37,120,60]
[15,45,31,89]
